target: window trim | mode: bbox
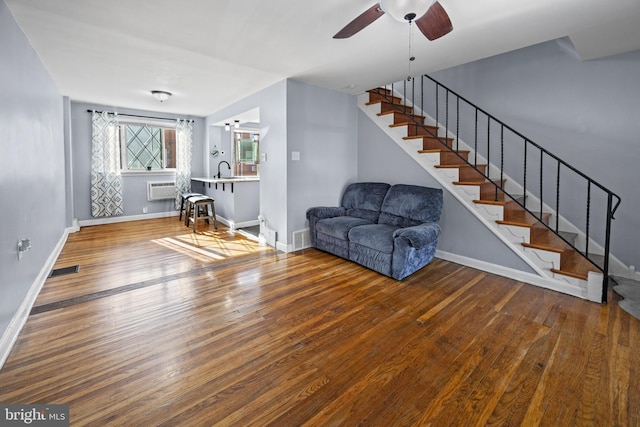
[118,117,177,174]
[232,128,260,176]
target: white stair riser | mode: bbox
[474,203,504,222]
[436,168,459,182]
[496,223,531,245]
[523,247,562,270]
[453,185,480,203]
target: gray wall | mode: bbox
[430,39,640,270]
[286,79,358,237]
[0,0,65,336]
[70,101,205,221]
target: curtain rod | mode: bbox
[86,109,193,122]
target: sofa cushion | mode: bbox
[341,182,390,222]
[316,216,372,240]
[348,223,399,254]
[345,208,379,222]
[379,184,443,227]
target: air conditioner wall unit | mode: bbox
[147,181,176,201]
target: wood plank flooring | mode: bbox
[0,217,638,426]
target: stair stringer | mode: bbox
[358,93,603,301]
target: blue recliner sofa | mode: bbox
[307,182,443,280]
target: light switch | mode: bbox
[292,151,300,161]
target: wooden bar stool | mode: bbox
[186,196,217,232]
[179,192,202,221]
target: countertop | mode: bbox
[192,176,260,184]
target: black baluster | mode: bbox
[586,181,591,256]
[474,109,478,168]
[456,97,460,152]
[555,162,561,233]
[539,148,544,220]
[523,141,528,209]
[445,90,449,148]
[498,126,503,201]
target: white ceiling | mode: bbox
[6,0,640,117]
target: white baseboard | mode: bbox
[435,249,589,300]
[0,229,71,370]
[277,241,290,253]
[78,211,179,227]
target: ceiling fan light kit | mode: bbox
[333,0,452,41]
[379,0,430,22]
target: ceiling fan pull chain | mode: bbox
[407,20,415,81]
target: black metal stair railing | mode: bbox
[372,75,621,303]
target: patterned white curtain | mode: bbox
[91,111,124,217]
[175,119,193,209]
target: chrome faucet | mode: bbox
[217,160,231,178]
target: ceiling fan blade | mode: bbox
[415,1,453,41]
[333,3,385,39]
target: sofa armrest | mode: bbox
[306,206,346,220]
[393,223,440,249]
[306,206,346,247]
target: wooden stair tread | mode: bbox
[435,163,486,169]
[403,135,439,140]
[473,199,506,206]
[551,251,600,281]
[368,90,402,104]
[377,111,425,120]
[369,88,392,95]
[390,121,424,127]
[497,210,550,227]
[522,230,571,253]
[419,149,469,154]
[406,124,440,136]
[453,180,496,186]
[403,134,446,139]
[474,195,524,207]
[435,164,466,169]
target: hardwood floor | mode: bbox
[0,217,638,426]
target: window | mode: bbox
[120,121,176,171]
[233,130,260,176]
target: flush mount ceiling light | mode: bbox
[151,90,172,103]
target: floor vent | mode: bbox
[49,265,80,277]
[292,228,311,251]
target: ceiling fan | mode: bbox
[333,0,453,41]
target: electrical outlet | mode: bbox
[143,207,148,214]
[17,238,31,260]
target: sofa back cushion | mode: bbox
[378,184,443,227]
[341,182,390,221]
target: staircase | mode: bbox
[359,77,621,303]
